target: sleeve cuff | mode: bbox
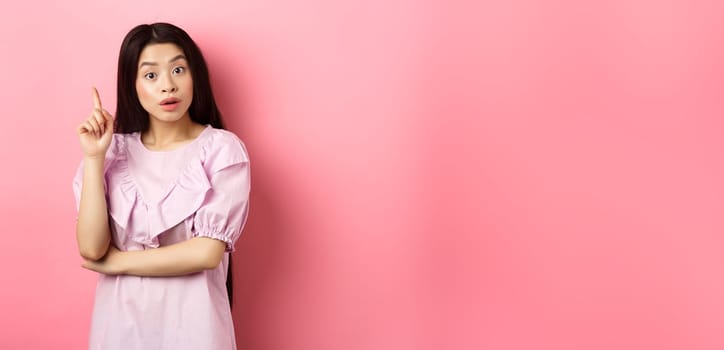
[192,229,235,252]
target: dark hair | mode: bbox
[114,22,224,132]
[114,22,233,307]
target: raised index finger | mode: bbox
[92,86,102,110]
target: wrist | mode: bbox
[102,246,129,275]
[83,154,106,162]
[113,250,130,275]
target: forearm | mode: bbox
[115,237,226,277]
[76,157,111,260]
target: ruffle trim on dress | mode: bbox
[105,128,248,248]
[106,134,137,231]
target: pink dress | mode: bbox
[73,125,250,350]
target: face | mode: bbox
[135,43,193,123]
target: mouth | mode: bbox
[160,97,180,105]
[159,97,181,111]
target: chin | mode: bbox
[150,110,191,123]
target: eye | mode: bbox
[144,72,157,80]
[172,66,186,75]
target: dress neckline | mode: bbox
[134,125,212,154]
[125,125,214,207]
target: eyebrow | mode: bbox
[138,54,187,68]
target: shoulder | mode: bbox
[107,132,134,158]
[206,128,249,160]
[201,127,250,173]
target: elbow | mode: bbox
[76,226,111,261]
[79,249,104,261]
[79,245,108,261]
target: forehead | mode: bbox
[138,43,186,66]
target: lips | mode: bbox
[160,97,180,105]
[159,97,181,111]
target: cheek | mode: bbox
[182,77,193,95]
[181,77,193,102]
[135,80,153,105]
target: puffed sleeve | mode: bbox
[191,135,251,252]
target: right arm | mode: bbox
[76,156,111,261]
[75,87,115,261]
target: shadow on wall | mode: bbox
[232,173,290,349]
[201,30,292,348]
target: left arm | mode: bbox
[82,237,227,277]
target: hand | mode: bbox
[81,245,125,275]
[77,87,114,159]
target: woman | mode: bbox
[73,22,250,349]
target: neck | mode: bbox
[143,114,201,148]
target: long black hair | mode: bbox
[115,22,224,132]
[114,22,234,307]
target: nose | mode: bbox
[161,74,177,93]
[162,85,177,93]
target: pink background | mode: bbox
[1,0,723,349]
